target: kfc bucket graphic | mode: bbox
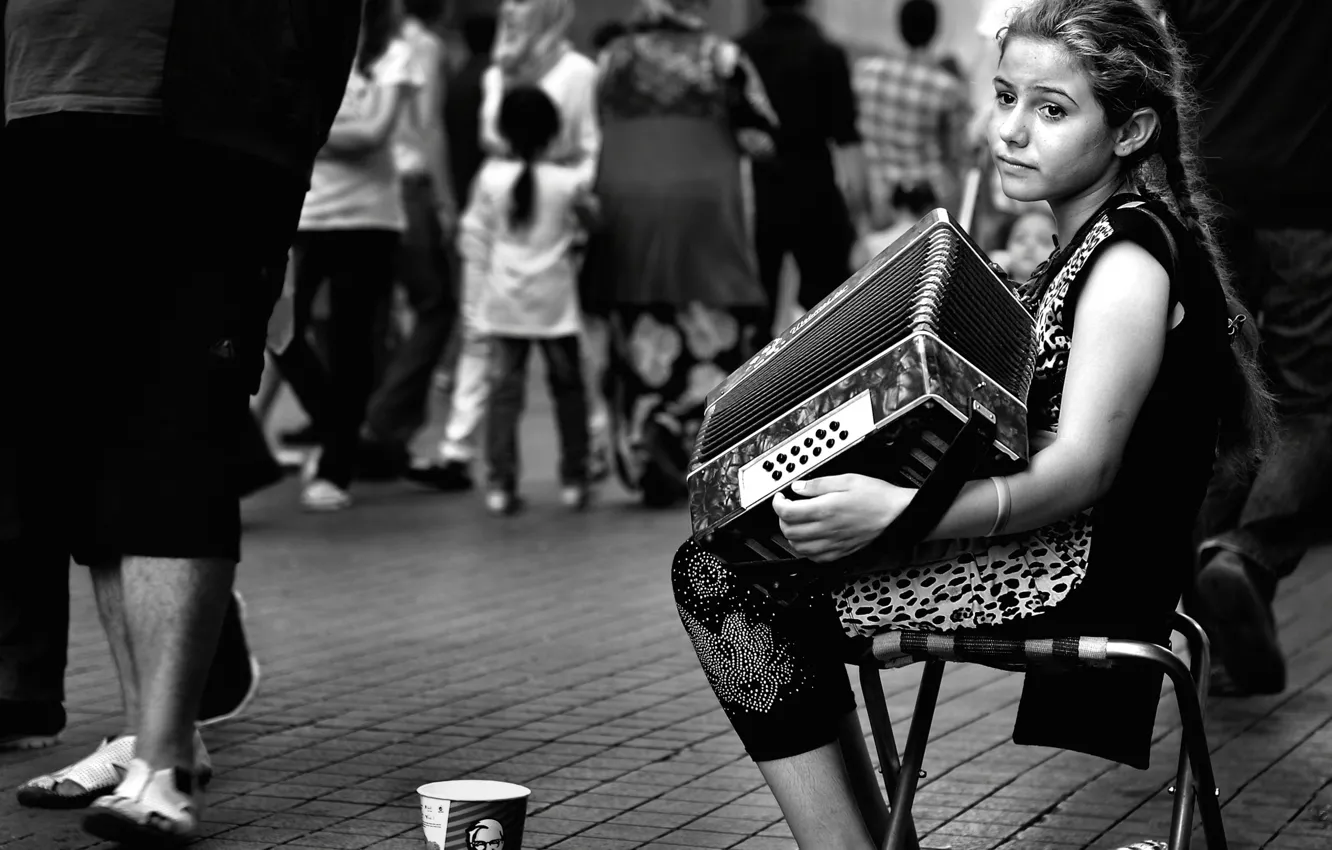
[418,780,531,850]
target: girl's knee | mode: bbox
[671,539,698,598]
[672,538,729,613]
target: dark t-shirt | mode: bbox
[3,0,361,183]
[738,9,859,181]
[4,0,174,121]
[1165,0,1332,226]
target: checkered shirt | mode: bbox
[853,52,970,202]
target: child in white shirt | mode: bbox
[460,85,593,514]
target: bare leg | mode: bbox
[90,566,139,737]
[251,352,284,423]
[757,726,879,850]
[838,711,891,846]
[120,556,234,770]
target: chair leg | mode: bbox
[1166,716,1198,850]
[1167,616,1203,850]
[858,665,920,850]
[1164,613,1219,850]
[1106,641,1228,850]
[885,660,945,850]
[1175,668,1227,850]
[1172,612,1213,714]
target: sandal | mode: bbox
[83,758,201,847]
[17,731,211,809]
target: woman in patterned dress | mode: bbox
[581,0,778,507]
[671,1,1275,846]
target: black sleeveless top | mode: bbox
[1010,193,1230,769]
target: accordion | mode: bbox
[688,209,1039,573]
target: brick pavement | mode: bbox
[1,401,1329,850]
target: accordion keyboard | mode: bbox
[695,221,1034,467]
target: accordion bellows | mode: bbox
[688,209,1039,551]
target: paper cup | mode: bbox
[417,780,531,850]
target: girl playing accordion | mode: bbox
[671,1,1276,847]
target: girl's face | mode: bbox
[988,37,1120,206]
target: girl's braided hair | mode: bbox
[1001,0,1277,474]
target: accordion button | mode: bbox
[800,455,809,464]
[772,470,782,481]
[777,453,786,463]
[813,447,822,457]
[826,439,836,449]
[786,463,795,473]
[790,445,800,455]
[830,421,840,431]
[816,429,827,439]
[762,460,774,472]
[803,437,814,448]
[839,430,849,440]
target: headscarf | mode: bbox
[492,0,575,85]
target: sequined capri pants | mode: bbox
[672,538,865,762]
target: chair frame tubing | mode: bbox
[861,614,1226,850]
[858,664,921,850]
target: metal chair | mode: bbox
[857,612,1227,850]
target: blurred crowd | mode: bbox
[250,0,1330,704]
[244,0,1053,518]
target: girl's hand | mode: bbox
[772,475,914,563]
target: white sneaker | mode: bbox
[83,758,202,846]
[302,479,352,512]
[560,484,590,511]
[485,490,520,515]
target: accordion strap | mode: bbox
[855,399,998,564]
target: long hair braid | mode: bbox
[1002,0,1277,474]
[1147,40,1276,472]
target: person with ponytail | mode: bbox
[460,85,594,515]
[407,0,604,494]
[668,1,1275,845]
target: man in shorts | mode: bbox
[1,0,361,843]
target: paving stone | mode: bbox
[215,825,310,844]
[284,830,381,849]
[1,400,1326,850]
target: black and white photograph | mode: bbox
[1,0,1328,848]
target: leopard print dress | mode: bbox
[831,213,1129,639]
